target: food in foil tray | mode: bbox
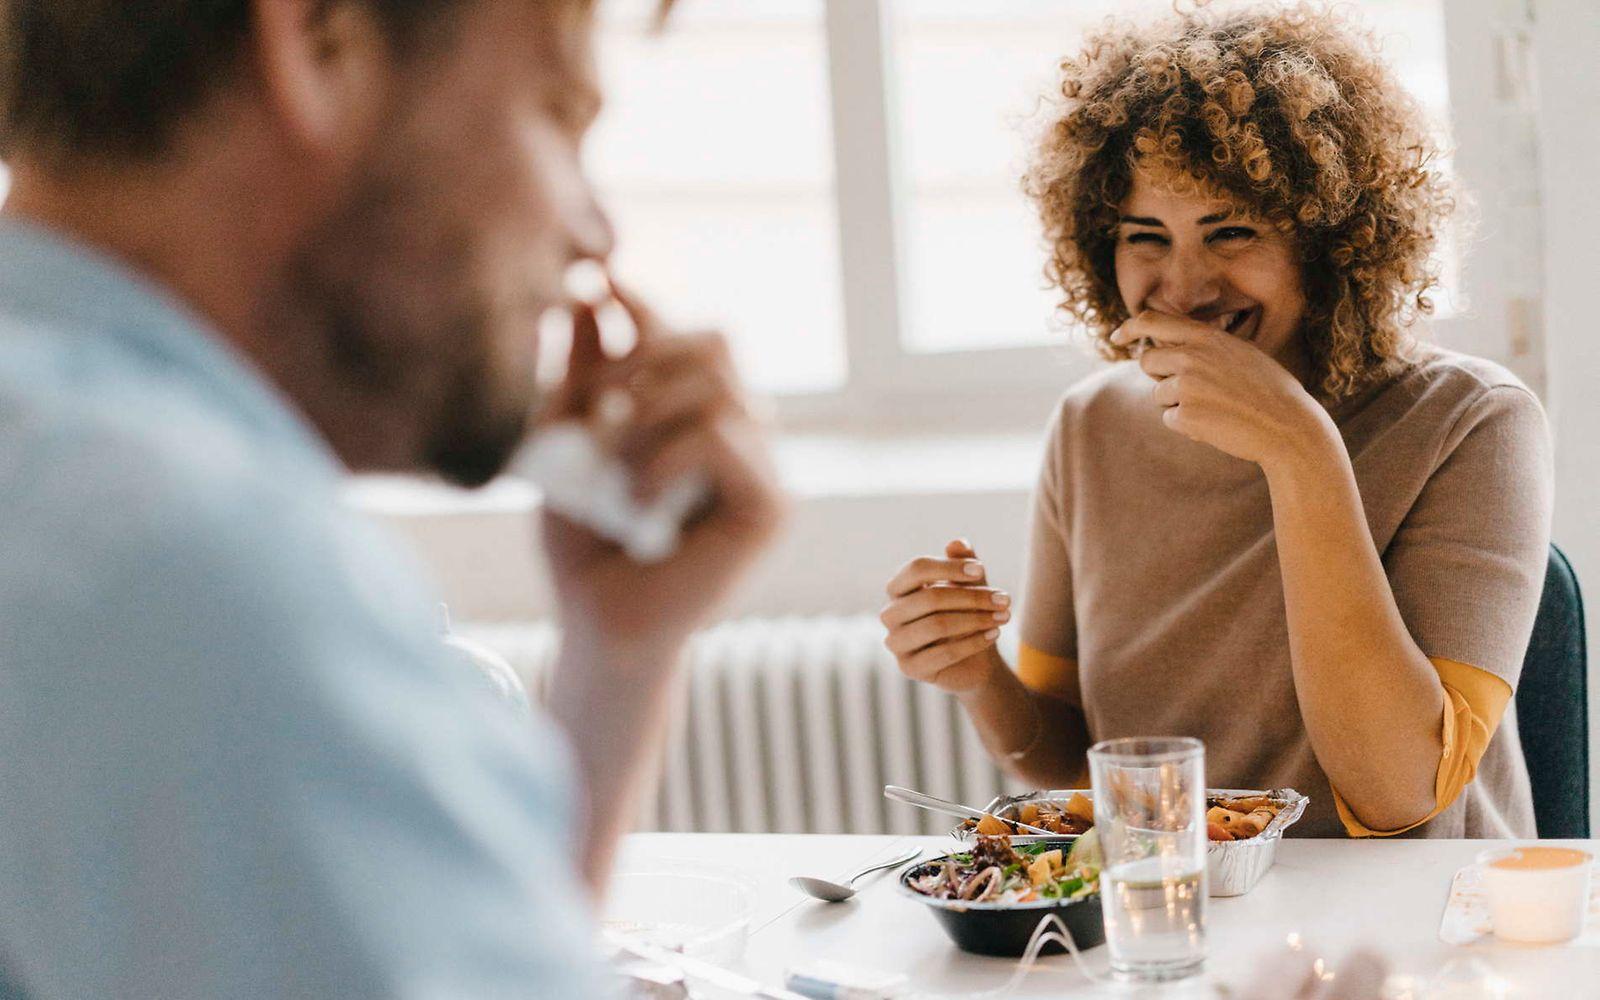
[965,790,1294,843]
[1205,795,1286,842]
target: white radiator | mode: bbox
[464,616,1017,835]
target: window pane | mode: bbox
[892,0,1457,354]
[591,1,845,395]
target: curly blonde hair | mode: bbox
[1023,2,1456,398]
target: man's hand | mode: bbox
[1110,310,1336,473]
[540,285,788,658]
[539,283,788,890]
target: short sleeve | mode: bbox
[1383,385,1554,689]
[0,464,613,998]
[1334,657,1513,837]
[1018,406,1081,703]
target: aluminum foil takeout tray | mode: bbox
[954,787,1310,897]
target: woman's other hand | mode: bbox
[1111,310,1339,472]
[881,539,1010,693]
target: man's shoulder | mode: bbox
[0,303,444,655]
[0,354,452,727]
[0,366,302,566]
[0,354,397,648]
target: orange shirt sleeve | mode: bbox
[1016,641,1080,704]
[1334,657,1513,837]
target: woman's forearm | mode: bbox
[1263,418,1446,830]
[956,648,1092,788]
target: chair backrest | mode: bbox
[1514,544,1590,839]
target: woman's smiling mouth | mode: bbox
[1207,306,1260,341]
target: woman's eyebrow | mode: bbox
[1117,210,1238,227]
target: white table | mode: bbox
[617,834,1599,998]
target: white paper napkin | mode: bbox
[517,421,709,563]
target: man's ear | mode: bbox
[250,0,393,167]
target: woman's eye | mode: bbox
[1124,232,1168,246]
[1208,226,1256,243]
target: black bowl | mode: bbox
[898,853,1106,958]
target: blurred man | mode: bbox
[0,1,784,995]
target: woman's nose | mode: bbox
[1151,253,1223,316]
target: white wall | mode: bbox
[1533,0,1600,832]
[1441,0,1547,394]
[356,432,1047,622]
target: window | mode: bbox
[583,0,1505,428]
[893,1,1123,355]
[590,1,845,396]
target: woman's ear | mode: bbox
[250,0,393,168]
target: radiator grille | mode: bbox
[465,616,1018,835]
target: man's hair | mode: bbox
[0,1,476,164]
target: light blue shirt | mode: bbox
[0,222,609,998]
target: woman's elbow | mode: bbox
[1339,768,1443,836]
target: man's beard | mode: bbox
[284,165,539,489]
[418,339,535,488]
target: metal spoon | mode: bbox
[882,784,1059,836]
[789,846,923,902]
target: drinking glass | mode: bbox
[1088,736,1208,982]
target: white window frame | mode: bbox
[773,0,1529,434]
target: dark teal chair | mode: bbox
[1514,545,1589,838]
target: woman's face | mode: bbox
[1113,165,1308,372]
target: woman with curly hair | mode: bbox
[880,3,1551,838]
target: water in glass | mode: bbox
[1088,736,1208,981]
